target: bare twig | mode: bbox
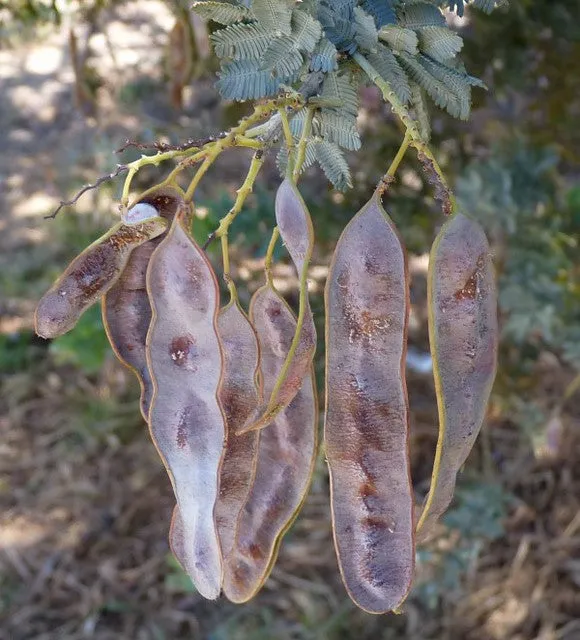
[45,164,128,220]
[115,135,221,155]
[202,232,216,251]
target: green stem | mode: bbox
[292,107,314,183]
[353,52,457,214]
[279,108,295,178]
[121,95,301,206]
[385,132,411,179]
[264,226,280,287]
[214,152,265,239]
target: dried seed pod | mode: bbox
[102,188,183,421]
[223,284,318,603]
[324,191,414,615]
[35,218,167,339]
[146,215,225,600]
[240,179,316,433]
[417,213,498,541]
[214,300,263,558]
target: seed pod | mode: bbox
[223,284,318,603]
[417,213,498,541]
[35,218,167,339]
[324,191,414,615]
[102,188,183,421]
[214,300,262,558]
[240,179,316,433]
[146,215,225,600]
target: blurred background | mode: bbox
[1,1,579,638]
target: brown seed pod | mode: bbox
[324,190,414,615]
[146,214,225,600]
[102,188,183,421]
[35,218,167,339]
[222,284,318,603]
[417,212,498,541]
[240,179,316,433]
[214,300,263,558]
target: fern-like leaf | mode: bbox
[261,36,304,78]
[417,26,463,62]
[276,140,317,176]
[192,1,253,25]
[366,43,411,104]
[289,108,321,137]
[378,25,418,54]
[320,71,359,117]
[410,81,431,141]
[448,0,499,17]
[397,3,446,29]
[253,0,292,34]
[361,0,396,28]
[318,0,358,54]
[319,111,361,150]
[309,37,338,72]
[314,140,352,191]
[216,59,281,100]
[291,8,322,53]
[353,6,378,51]
[210,23,272,60]
[397,51,466,118]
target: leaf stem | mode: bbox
[264,226,280,286]
[353,52,457,214]
[121,95,302,206]
[214,151,265,240]
[385,132,411,179]
[292,106,315,183]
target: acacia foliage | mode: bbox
[193,0,497,189]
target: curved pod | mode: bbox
[214,300,263,558]
[102,188,183,420]
[35,218,167,339]
[146,216,225,599]
[223,284,318,603]
[241,179,316,433]
[417,213,498,541]
[324,191,414,614]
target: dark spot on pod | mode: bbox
[453,268,478,301]
[169,335,196,367]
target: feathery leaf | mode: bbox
[378,24,418,54]
[210,22,272,60]
[397,51,467,118]
[360,0,396,28]
[398,2,446,29]
[253,0,292,34]
[418,26,463,62]
[216,59,281,100]
[319,111,361,150]
[314,140,352,191]
[192,1,253,25]
[291,8,322,53]
[353,6,378,51]
[320,71,359,117]
[309,37,338,72]
[410,81,431,141]
[366,43,411,104]
[261,36,304,78]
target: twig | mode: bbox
[202,232,216,251]
[115,135,219,155]
[45,165,128,220]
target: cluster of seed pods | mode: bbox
[35,178,497,613]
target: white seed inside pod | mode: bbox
[123,202,159,224]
